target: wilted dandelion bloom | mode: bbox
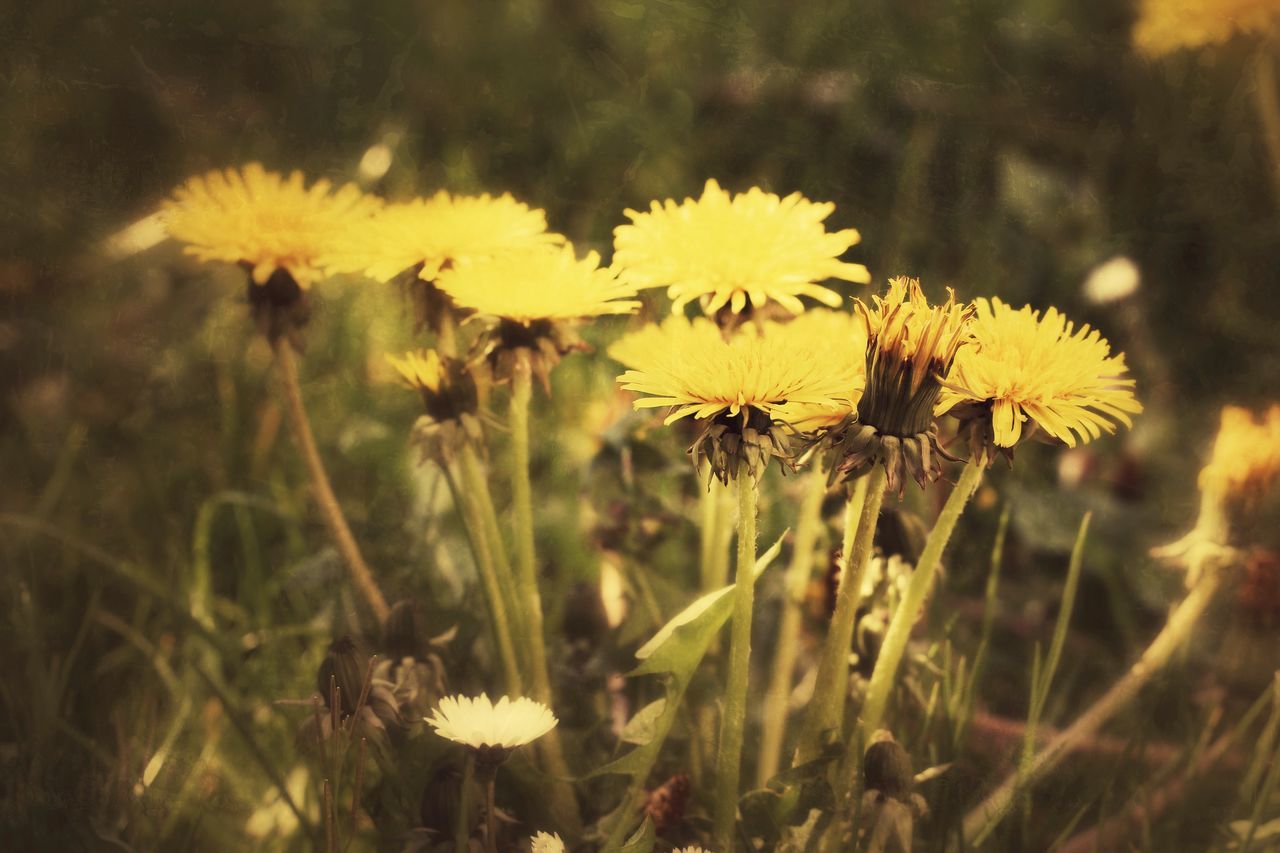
[827,277,973,492]
[936,297,1142,463]
[164,163,380,343]
[613,315,856,481]
[436,244,640,384]
[425,693,558,753]
[1133,0,1280,56]
[529,831,566,853]
[1199,404,1280,501]
[386,348,482,458]
[612,179,870,319]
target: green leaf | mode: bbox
[620,698,667,745]
[619,817,656,853]
[632,529,786,677]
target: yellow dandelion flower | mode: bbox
[530,831,566,853]
[828,277,974,491]
[387,349,445,393]
[613,315,856,480]
[386,349,481,458]
[615,316,853,426]
[612,179,871,317]
[1199,404,1280,501]
[425,694,557,751]
[937,298,1142,456]
[323,191,564,282]
[164,163,380,289]
[1133,0,1280,57]
[771,309,868,429]
[434,244,640,325]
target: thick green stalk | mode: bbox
[758,465,828,786]
[712,462,760,851]
[508,351,579,830]
[458,443,527,653]
[446,457,523,696]
[792,467,885,766]
[858,458,984,743]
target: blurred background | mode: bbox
[2,0,1279,849]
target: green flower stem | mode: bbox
[445,454,524,696]
[458,442,527,657]
[712,461,760,851]
[793,466,885,766]
[758,464,829,786]
[275,340,390,625]
[700,470,737,594]
[455,754,474,853]
[961,569,1225,846]
[857,457,985,744]
[509,350,579,830]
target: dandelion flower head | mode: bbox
[387,349,446,394]
[937,297,1142,450]
[613,315,855,427]
[612,179,870,316]
[1199,404,1280,501]
[530,831,566,853]
[324,191,564,282]
[1133,0,1280,57]
[164,163,379,289]
[433,244,640,325]
[425,694,558,750]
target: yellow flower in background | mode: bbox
[937,298,1142,455]
[425,694,558,750]
[386,349,445,393]
[530,831,566,853]
[434,244,640,325]
[164,163,380,289]
[614,315,853,426]
[612,179,871,316]
[828,277,973,491]
[1133,0,1280,56]
[324,191,564,282]
[1199,404,1280,500]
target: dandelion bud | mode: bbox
[317,635,372,716]
[863,733,913,801]
[829,278,972,492]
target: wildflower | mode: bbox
[164,163,380,343]
[936,297,1142,465]
[613,315,855,482]
[323,192,564,334]
[827,278,973,493]
[1133,0,1280,57]
[425,693,558,767]
[612,179,870,321]
[1198,404,1280,503]
[530,831,566,853]
[436,244,640,385]
[386,348,483,460]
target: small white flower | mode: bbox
[530,830,566,853]
[425,693,558,750]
